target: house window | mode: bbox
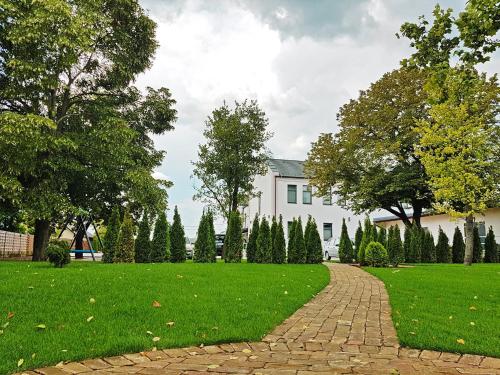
[287,185,297,204]
[323,223,332,241]
[323,194,332,205]
[463,222,487,245]
[287,221,294,236]
[302,185,312,204]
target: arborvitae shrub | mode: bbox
[407,227,424,263]
[170,206,186,263]
[338,218,353,263]
[287,219,297,263]
[194,212,210,262]
[306,219,323,263]
[403,226,412,263]
[304,216,312,252]
[377,227,387,248]
[386,226,394,262]
[246,214,259,263]
[135,211,151,263]
[224,211,243,263]
[435,226,450,263]
[391,225,404,266]
[357,217,373,266]
[165,221,171,261]
[206,210,216,262]
[103,207,121,263]
[115,210,135,263]
[472,225,482,263]
[273,215,286,264]
[293,217,306,264]
[365,241,389,267]
[256,216,271,263]
[270,216,277,259]
[150,211,168,263]
[46,240,71,268]
[421,230,436,263]
[483,226,498,263]
[451,227,465,264]
[354,222,363,261]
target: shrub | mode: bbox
[205,210,216,262]
[357,217,373,266]
[387,225,404,266]
[256,216,271,263]
[306,219,323,264]
[403,226,412,263]
[436,226,450,263]
[452,227,465,263]
[293,217,306,263]
[102,207,120,263]
[377,227,387,248]
[472,225,482,263]
[114,210,135,263]
[150,211,168,263]
[246,214,259,263]
[273,215,286,264]
[224,211,243,263]
[338,218,353,263]
[270,216,277,258]
[365,241,389,267]
[287,219,297,263]
[407,227,424,263]
[46,240,70,268]
[135,211,151,263]
[421,230,436,263]
[354,222,363,261]
[483,226,498,263]
[194,212,210,263]
[170,206,186,263]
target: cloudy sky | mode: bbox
[135,0,498,235]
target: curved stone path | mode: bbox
[27,264,499,375]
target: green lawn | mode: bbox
[0,261,329,374]
[366,264,500,358]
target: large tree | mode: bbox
[193,100,272,218]
[399,1,499,265]
[0,0,176,260]
[305,67,433,228]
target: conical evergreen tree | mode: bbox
[293,217,306,263]
[194,212,210,262]
[170,206,186,263]
[483,226,498,263]
[436,226,450,263]
[224,211,243,263]
[150,211,168,263]
[403,226,412,263]
[102,207,121,263]
[389,225,404,266]
[115,210,135,263]
[304,216,313,250]
[354,221,363,262]
[386,226,394,262]
[165,221,171,261]
[421,231,436,263]
[306,219,323,263]
[338,218,353,263]
[408,227,424,263]
[451,227,465,264]
[472,225,482,263]
[270,216,277,259]
[357,217,372,265]
[273,215,286,264]
[377,227,387,248]
[287,218,297,263]
[206,210,217,262]
[256,216,272,263]
[135,211,151,263]
[246,214,259,263]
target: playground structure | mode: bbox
[57,214,103,261]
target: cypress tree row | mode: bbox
[224,211,243,263]
[338,218,353,263]
[287,219,297,263]
[135,211,151,263]
[451,227,465,264]
[377,227,387,248]
[256,216,272,263]
[206,210,217,262]
[389,225,404,266]
[421,230,436,263]
[246,214,259,263]
[354,222,363,261]
[273,215,286,263]
[270,216,277,258]
[357,217,373,266]
[483,226,498,263]
[472,226,482,263]
[386,226,394,262]
[306,219,323,263]
[194,212,210,262]
[102,207,121,263]
[403,226,412,262]
[165,221,171,261]
[170,206,186,263]
[293,217,306,263]
[115,210,135,263]
[150,211,168,263]
[435,226,450,263]
[304,216,312,251]
[408,227,423,263]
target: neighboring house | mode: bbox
[58,228,94,250]
[241,158,366,256]
[374,207,500,245]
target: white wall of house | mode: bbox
[375,207,500,243]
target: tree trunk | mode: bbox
[464,214,474,266]
[231,184,239,213]
[33,219,50,261]
[412,203,423,228]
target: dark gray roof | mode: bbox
[268,159,305,178]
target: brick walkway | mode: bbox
[27,264,499,375]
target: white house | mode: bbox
[374,207,500,245]
[241,159,366,256]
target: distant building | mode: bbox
[374,207,500,245]
[241,159,365,256]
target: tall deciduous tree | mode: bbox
[0,0,176,260]
[256,216,272,263]
[452,227,465,264]
[224,211,243,263]
[305,68,433,228]
[135,211,151,263]
[170,206,186,263]
[193,101,272,218]
[102,207,120,263]
[246,214,259,263]
[150,211,168,263]
[338,218,353,263]
[273,215,286,264]
[115,210,135,263]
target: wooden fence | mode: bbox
[0,230,34,258]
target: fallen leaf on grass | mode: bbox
[409,332,416,335]
[152,300,161,308]
[470,322,475,326]
[284,291,288,295]
[166,321,175,327]
[17,358,24,367]
[152,337,160,342]
[146,330,153,335]
[2,322,8,328]
[7,312,14,319]
[31,353,36,359]
[36,324,46,330]
[469,306,477,311]
[449,316,453,320]
[457,339,465,345]
[176,274,183,279]
[89,298,96,304]
[86,316,94,322]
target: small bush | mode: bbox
[365,241,389,267]
[46,240,71,268]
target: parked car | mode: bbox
[185,237,195,259]
[323,238,339,260]
[215,234,225,257]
